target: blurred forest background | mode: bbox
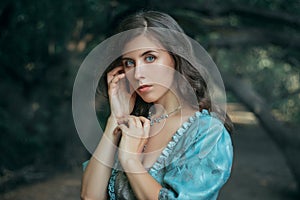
[0,0,300,199]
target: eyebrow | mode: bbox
[122,50,159,60]
[141,50,158,56]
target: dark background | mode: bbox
[0,0,299,199]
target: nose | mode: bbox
[134,62,144,80]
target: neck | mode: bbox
[153,89,181,115]
[152,88,198,118]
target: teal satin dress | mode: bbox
[84,110,233,200]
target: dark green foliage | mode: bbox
[0,0,299,186]
[0,0,111,171]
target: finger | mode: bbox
[127,117,136,128]
[118,124,129,133]
[107,66,124,83]
[108,66,124,76]
[133,116,148,138]
[139,116,150,127]
[113,127,122,136]
[118,76,128,92]
[143,124,150,138]
[108,74,125,96]
[111,73,125,84]
[130,116,142,126]
[134,117,142,129]
[139,116,150,137]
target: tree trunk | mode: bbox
[222,73,300,190]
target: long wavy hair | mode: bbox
[96,11,234,133]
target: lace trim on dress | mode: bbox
[159,188,170,200]
[149,110,210,174]
[108,168,118,200]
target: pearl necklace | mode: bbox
[147,106,181,126]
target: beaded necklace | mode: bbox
[147,106,181,126]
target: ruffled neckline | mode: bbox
[148,109,210,174]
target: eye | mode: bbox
[123,59,135,68]
[145,55,156,63]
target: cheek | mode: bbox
[149,66,175,87]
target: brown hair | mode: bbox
[97,11,234,133]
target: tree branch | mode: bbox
[222,72,300,189]
[164,1,300,28]
[229,5,300,28]
[207,28,300,49]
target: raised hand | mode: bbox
[117,116,150,166]
[107,66,136,123]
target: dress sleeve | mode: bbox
[158,119,233,200]
[82,160,89,171]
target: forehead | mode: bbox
[122,35,164,55]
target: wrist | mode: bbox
[120,157,146,173]
[107,115,118,127]
[103,116,120,144]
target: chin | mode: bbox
[140,97,156,104]
[138,94,158,104]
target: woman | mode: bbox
[81,11,233,200]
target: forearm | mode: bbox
[123,159,162,200]
[81,117,119,199]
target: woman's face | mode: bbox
[121,35,175,103]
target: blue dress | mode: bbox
[84,110,233,200]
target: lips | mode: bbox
[138,84,152,92]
